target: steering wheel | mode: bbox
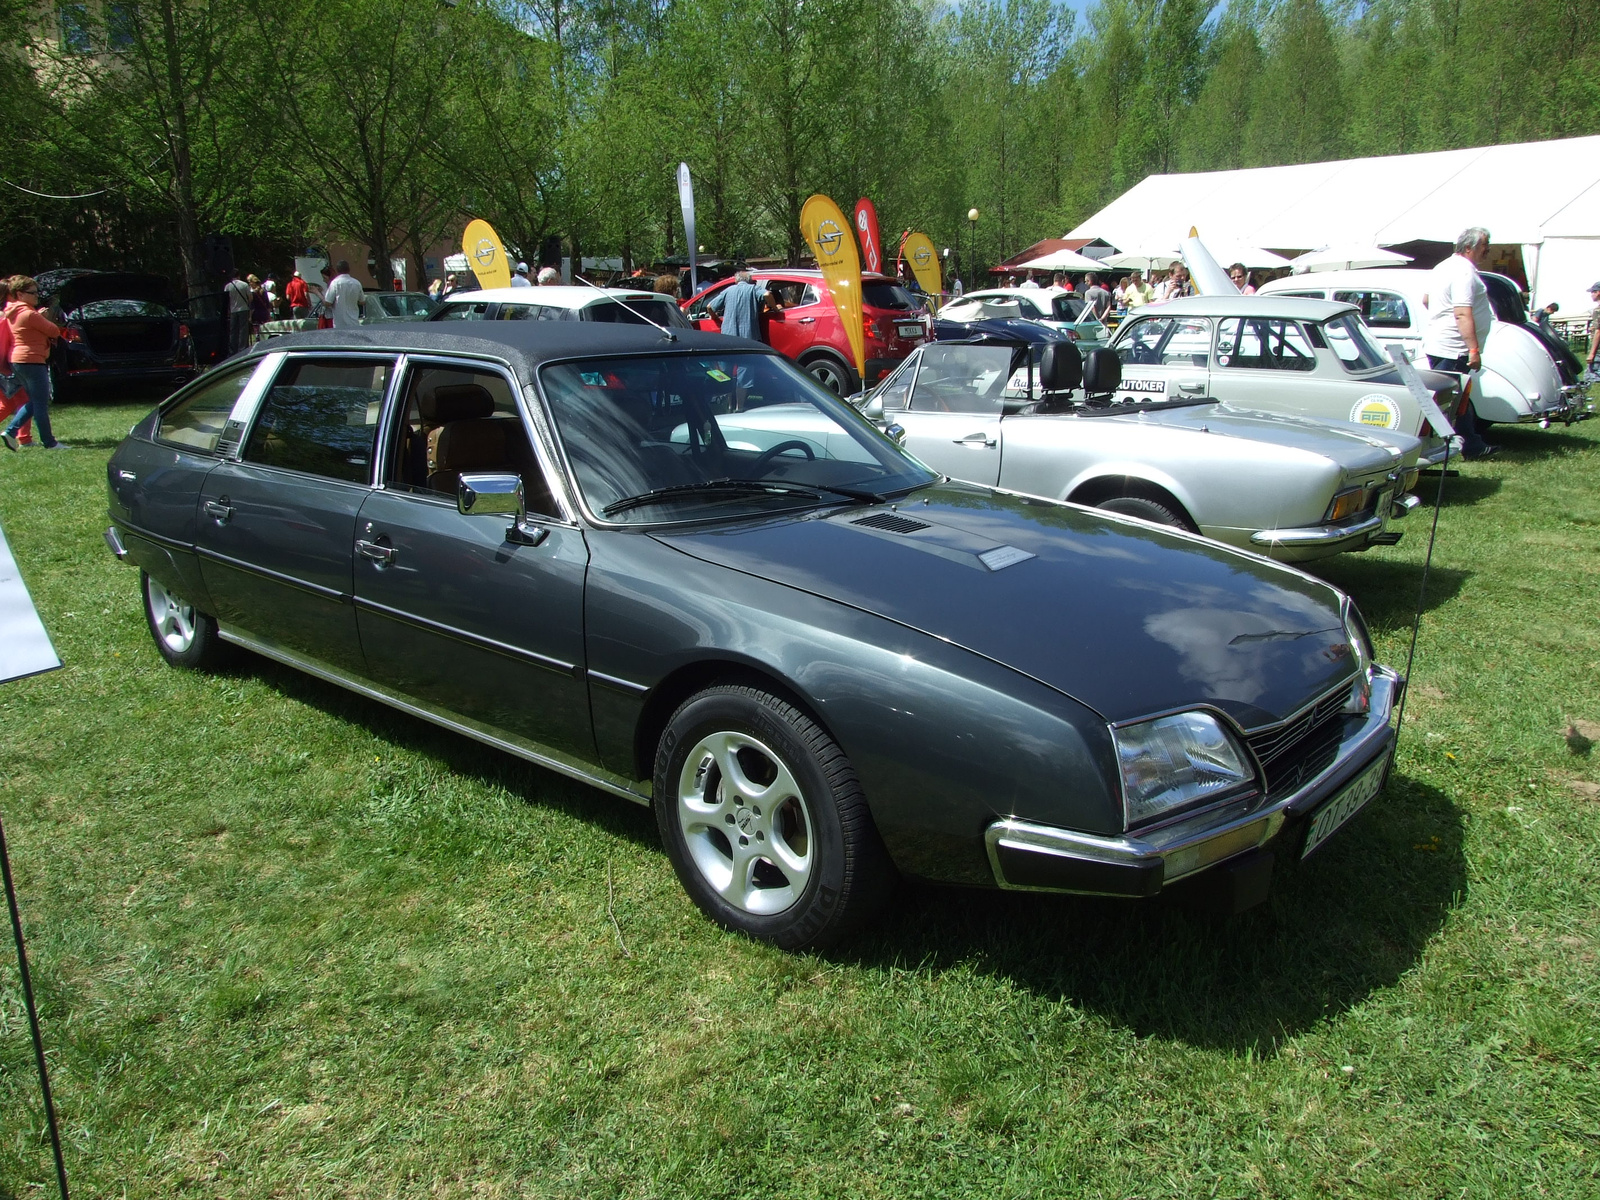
[751,439,816,472]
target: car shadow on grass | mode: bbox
[835,771,1466,1055]
[1488,423,1598,461]
[1310,557,1470,633]
[241,655,661,850]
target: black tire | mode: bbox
[654,684,891,951]
[141,570,228,670]
[1096,494,1190,530]
[802,354,854,396]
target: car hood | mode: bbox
[46,271,176,313]
[654,484,1358,729]
[1140,403,1417,471]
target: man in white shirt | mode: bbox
[1422,227,1496,458]
[223,269,252,353]
[1019,274,1040,290]
[323,260,366,330]
[511,262,533,288]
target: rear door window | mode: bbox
[1215,317,1317,371]
[243,357,394,482]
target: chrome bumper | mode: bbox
[985,667,1402,896]
[1250,512,1385,549]
[104,525,128,560]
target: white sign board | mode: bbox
[0,524,60,684]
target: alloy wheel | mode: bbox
[676,730,814,916]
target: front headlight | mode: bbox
[1113,711,1255,827]
[1342,598,1374,714]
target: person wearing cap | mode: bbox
[511,262,533,288]
[1422,227,1496,458]
[1586,281,1600,373]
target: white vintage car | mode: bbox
[1108,295,1457,462]
[1258,269,1590,427]
[844,332,1424,562]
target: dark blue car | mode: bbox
[105,323,1400,950]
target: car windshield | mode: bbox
[1322,313,1388,372]
[378,293,436,317]
[541,351,935,524]
[585,297,692,328]
[940,295,1029,322]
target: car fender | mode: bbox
[1058,459,1198,520]
[1481,323,1561,419]
[582,532,1123,884]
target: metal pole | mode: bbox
[1,809,70,1200]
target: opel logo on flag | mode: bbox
[913,244,932,266]
[818,220,844,256]
[474,239,498,269]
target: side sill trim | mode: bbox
[217,625,651,807]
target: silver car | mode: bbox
[858,337,1423,562]
[1108,295,1457,463]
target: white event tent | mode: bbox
[1066,135,1600,314]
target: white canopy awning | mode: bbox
[1067,135,1600,310]
[1015,247,1103,271]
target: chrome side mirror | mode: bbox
[884,422,907,446]
[458,472,523,517]
[458,472,548,546]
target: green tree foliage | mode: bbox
[2,0,1599,292]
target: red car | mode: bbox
[684,269,928,393]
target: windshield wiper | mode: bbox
[603,479,823,516]
[809,483,884,504]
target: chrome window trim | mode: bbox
[217,623,651,805]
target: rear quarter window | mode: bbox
[157,364,256,454]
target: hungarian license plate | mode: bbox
[1301,754,1388,859]
[897,324,923,339]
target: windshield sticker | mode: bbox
[1350,395,1401,428]
[706,368,731,382]
[579,371,606,387]
[1217,354,1231,366]
[1121,379,1166,393]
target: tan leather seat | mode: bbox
[421,382,555,512]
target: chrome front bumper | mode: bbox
[1249,491,1417,552]
[985,667,1402,896]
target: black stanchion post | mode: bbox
[2,812,70,1200]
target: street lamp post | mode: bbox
[967,208,979,287]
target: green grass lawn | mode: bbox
[1,397,1597,1198]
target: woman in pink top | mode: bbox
[0,277,33,444]
[2,276,66,450]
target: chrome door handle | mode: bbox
[356,538,396,564]
[1176,379,1206,392]
[203,499,233,523]
[953,434,997,448]
[798,316,816,324]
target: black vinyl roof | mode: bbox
[236,322,767,378]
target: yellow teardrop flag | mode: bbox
[800,194,864,381]
[902,232,942,303]
[462,218,511,290]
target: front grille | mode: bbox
[852,512,929,534]
[1245,684,1351,789]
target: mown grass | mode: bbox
[1,396,1597,1198]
